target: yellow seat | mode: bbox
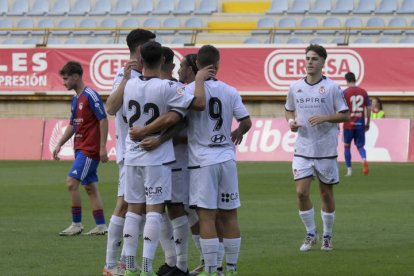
[222,1,271,13]
[208,21,256,33]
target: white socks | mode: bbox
[321,210,335,237]
[200,238,219,273]
[106,215,125,268]
[223,238,241,272]
[171,215,189,272]
[159,212,177,267]
[299,208,316,235]
[142,212,163,273]
[123,212,143,270]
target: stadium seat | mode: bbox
[287,37,305,44]
[49,0,70,16]
[33,18,54,35]
[377,37,394,43]
[143,17,161,33]
[362,17,385,35]
[353,37,372,43]
[174,0,195,15]
[2,38,18,44]
[244,37,262,44]
[23,38,40,44]
[96,18,118,35]
[265,37,282,44]
[153,0,174,15]
[406,19,414,34]
[86,37,103,44]
[8,0,29,15]
[354,0,376,14]
[120,18,139,35]
[28,0,49,15]
[90,0,111,15]
[171,36,189,44]
[194,0,217,15]
[0,0,7,16]
[331,0,353,14]
[266,0,288,14]
[344,17,363,34]
[276,17,296,35]
[310,37,327,44]
[179,17,203,34]
[53,18,76,35]
[12,18,34,36]
[375,0,398,14]
[331,37,346,44]
[68,0,90,16]
[47,38,62,44]
[397,0,414,14]
[65,38,82,44]
[399,37,414,43]
[73,18,97,35]
[158,17,180,35]
[252,17,275,35]
[296,17,318,34]
[309,0,331,14]
[155,36,166,44]
[287,0,310,14]
[111,0,132,15]
[318,17,341,35]
[0,19,12,35]
[383,17,406,34]
[131,0,153,15]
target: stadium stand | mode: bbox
[377,37,395,43]
[384,17,407,34]
[276,17,296,35]
[12,18,34,35]
[252,17,275,35]
[68,0,90,16]
[171,36,189,44]
[397,0,414,13]
[53,18,76,35]
[153,0,174,15]
[344,17,364,34]
[49,0,70,15]
[309,37,327,44]
[96,18,117,35]
[194,0,217,14]
[309,0,331,14]
[354,0,376,14]
[8,0,29,16]
[287,0,310,14]
[120,18,140,35]
[318,17,341,34]
[174,0,195,15]
[287,37,305,43]
[74,18,97,35]
[376,0,398,14]
[0,0,7,16]
[28,0,49,15]
[159,17,180,35]
[362,17,386,35]
[110,0,132,15]
[179,17,203,34]
[296,17,318,34]
[33,18,54,35]
[131,0,153,15]
[266,0,288,14]
[243,37,262,44]
[331,0,354,14]
[2,37,18,44]
[89,0,111,15]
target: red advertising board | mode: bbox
[1,46,414,95]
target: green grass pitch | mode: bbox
[0,161,413,275]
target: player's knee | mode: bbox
[296,189,310,201]
[65,177,79,191]
[344,144,351,149]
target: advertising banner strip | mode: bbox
[1,47,414,94]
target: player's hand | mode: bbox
[129,126,146,141]
[231,129,244,145]
[365,124,370,132]
[52,145,61,160]
[308,116,325,126]
[195,65,216,81]
[100,147,108,163]
[140,136,162,151]
[288,119,301,132]
[123,60,139,80]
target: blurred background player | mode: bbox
[370,96,385,119]
[103,28,156,276]
[343,72,371,177]
[285,44,349,252]
[53,61,109,236]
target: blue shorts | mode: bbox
[343,128,365,148]
[68,151,100,185]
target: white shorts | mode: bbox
[171,168,190,204]
[292,156,339,185]
[189,160,240,210]
[124,165,172,205]
[117,161,126,197]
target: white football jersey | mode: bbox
[186,79,250,167]
[285,76,348,158]
[112,67,141,164]
[123,76,194,166]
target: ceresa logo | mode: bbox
[90,50,184,90]
[264,49,364,90]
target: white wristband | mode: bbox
[288,118,295,125]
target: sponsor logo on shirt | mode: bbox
[145,186,163,197]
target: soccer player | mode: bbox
[103,28,156,276]
[53,61,109,236]
[122,41,213,276]
[285,44,349,252]
[342,71,371,177]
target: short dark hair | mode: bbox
[185,54,198,74]
[197,45,220,68]
[140,41,163,69]
[306,44,327,60]
[59,61,83,76]
[345,72,356,83]
[126,29,156,54]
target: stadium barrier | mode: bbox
[1,118,412,162]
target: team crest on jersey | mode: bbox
[176,86,185,95]
[79,102,83,110]
[319,86,325,94]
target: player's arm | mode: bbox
[53,124,74,160]
[231,117,252,145]
[99,118,109,163]
[189,65,215,111]
[285,109,301,132]
[106,60,138,115]
[308,110,350,126]
[365,96,371,131]
[129,111,182,141]
[139,119,187,151]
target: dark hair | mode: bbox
[162,47,174,65]
[140,41,163,69]
[372,96,383,109]
[345,72,356,83]
[197,45,220,68]
[59,61,83,76]
[185,54,198,74]
[306,44,327,60]
[126,29,156,54]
